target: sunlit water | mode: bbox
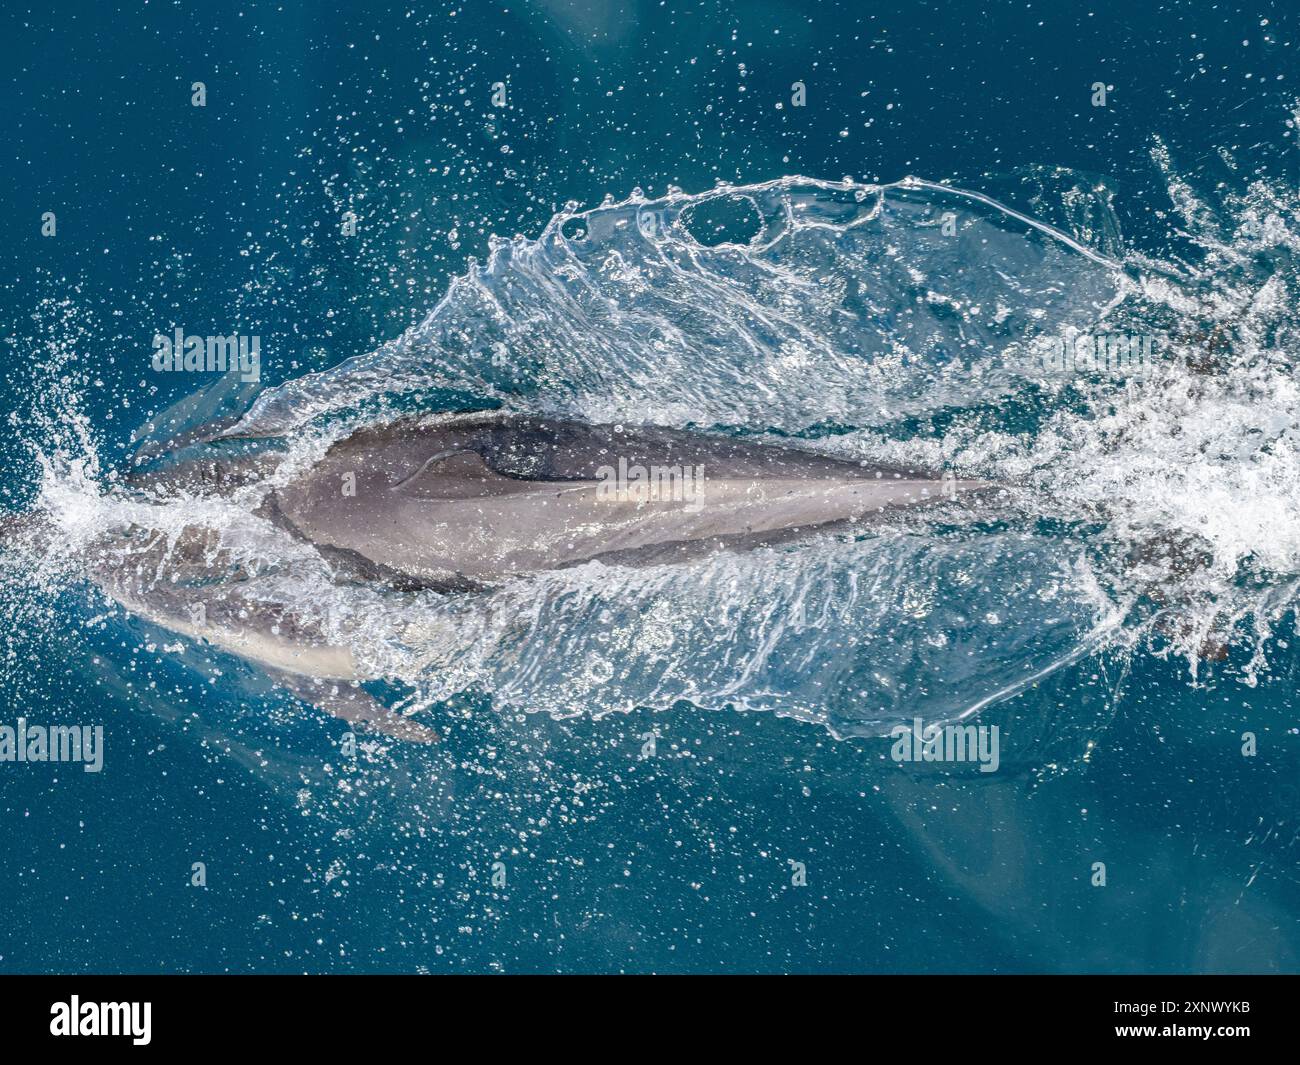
[1,3,1297,973]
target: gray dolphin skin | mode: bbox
[250,412,984,585]
[16,412,987,741]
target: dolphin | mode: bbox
[138,412,986,583]
[9,412,988,740]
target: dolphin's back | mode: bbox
[315,413,899,482]
[465,417,900,481]
[262,413,969,584]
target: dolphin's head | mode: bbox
[124,440,287,499]
[0,508,54,557]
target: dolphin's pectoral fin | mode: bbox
[266,669,439,743]
[308,539,487,594]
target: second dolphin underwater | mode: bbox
[47,412,990,741]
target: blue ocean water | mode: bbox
[1,1,1298,972]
